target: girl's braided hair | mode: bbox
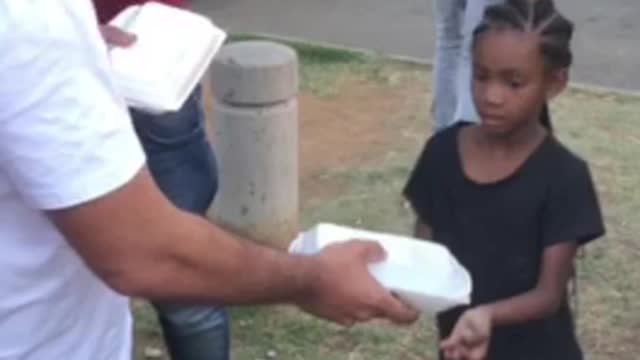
[473,0,574,131]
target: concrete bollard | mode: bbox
[210,41,299,249]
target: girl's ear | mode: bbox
[546,68,569,101]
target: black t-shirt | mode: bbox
[404,124,605,360]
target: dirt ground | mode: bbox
[202,75,428,204]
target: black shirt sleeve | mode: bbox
[403,136,438,226]
[541,158,605,248]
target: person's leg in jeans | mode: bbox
[432,0,465,132]
[131,86,230,360]
[453,0,503,124]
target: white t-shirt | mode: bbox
[0,1,145,359]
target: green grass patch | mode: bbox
[227,33,417,96]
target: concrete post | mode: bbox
[210,41,299,249]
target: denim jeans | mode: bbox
[432,0,502,131]
[131,87,230,360]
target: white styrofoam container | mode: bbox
[289,223,472,314]
[109,2,227,114]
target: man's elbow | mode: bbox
[96,261,164,298]
[103,271,143,297]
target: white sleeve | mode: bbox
[0,2,146,210]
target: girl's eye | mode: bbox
[508,79,523,89]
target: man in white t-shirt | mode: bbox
[0,2,417,359]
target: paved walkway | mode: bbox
[194,0,640,92]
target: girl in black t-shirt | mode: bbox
[404,1,605,359]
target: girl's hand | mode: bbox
[441,306,492,360]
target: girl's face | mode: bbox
[472,29,565,136]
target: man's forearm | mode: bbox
[53,169,419,326]
[133,211,316,305]
[52,169,315,306]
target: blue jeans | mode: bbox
[432,0,502,131]
[131,87,230,360]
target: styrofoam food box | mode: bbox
[109,2,227,114]
[289,223,472,314]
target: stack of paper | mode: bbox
[108,2,227,113]
[289,223,472,314]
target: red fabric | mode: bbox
[93,0,186,23]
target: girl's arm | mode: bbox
[414,219,433,240]
[482,241,577,325]
[441,242,578,359]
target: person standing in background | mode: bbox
[94,1,229,359]
[431,0,502,132]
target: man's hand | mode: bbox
[100,24,136,47]
[441,306,492,360]
[297,240,419,326]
